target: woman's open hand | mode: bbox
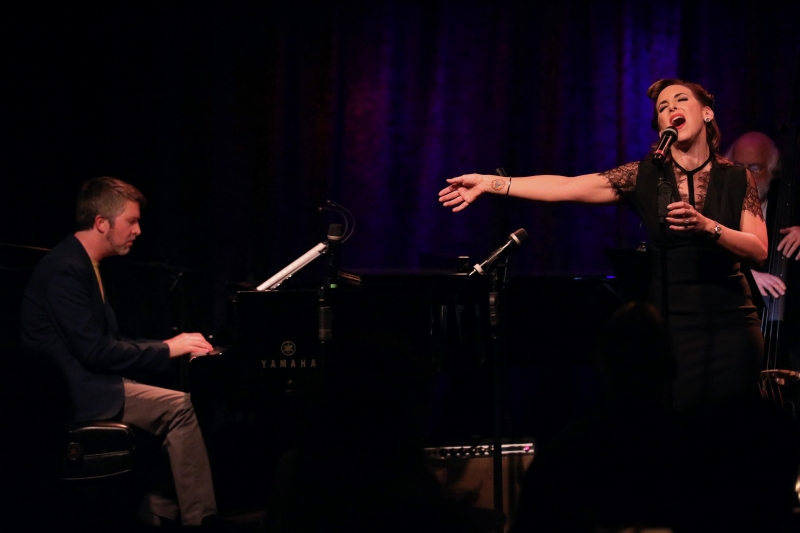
[439,174,493,212]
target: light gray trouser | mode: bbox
[121,379,217,526]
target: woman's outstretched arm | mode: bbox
[438,172,620,212]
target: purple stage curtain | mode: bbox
[4,1,798,284]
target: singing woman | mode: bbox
[439,79,768,411]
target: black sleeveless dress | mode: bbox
[602,153,764,411]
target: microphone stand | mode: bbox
[318,224,342,370]
[653,128,678,325]
[655,160,674,326]
[317,275,333,384]
[471,227,526,524]
[488,257,509,524]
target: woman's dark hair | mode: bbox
[647,78,721,153]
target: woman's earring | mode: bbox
[704,117,711,123]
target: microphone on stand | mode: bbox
[469,228,528,276]
[652,126,679,167]
[652,128,678,323]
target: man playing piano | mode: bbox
[20,176,217,526]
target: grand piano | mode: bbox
[186,257,626,510]
[189,268,623,425]
[187,265,623,507]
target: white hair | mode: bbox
[724,134,781,176]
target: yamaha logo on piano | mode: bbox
[281,341,296,356]
[261,340,317,370]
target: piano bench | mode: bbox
[59,421,136,480]
[56,421,152,529]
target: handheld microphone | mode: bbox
[652,127,678,167]
[469,228,528,276]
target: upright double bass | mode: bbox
[759,53,800,414]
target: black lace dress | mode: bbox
[601,153,764,411]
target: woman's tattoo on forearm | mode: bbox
[491,178,506,192]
